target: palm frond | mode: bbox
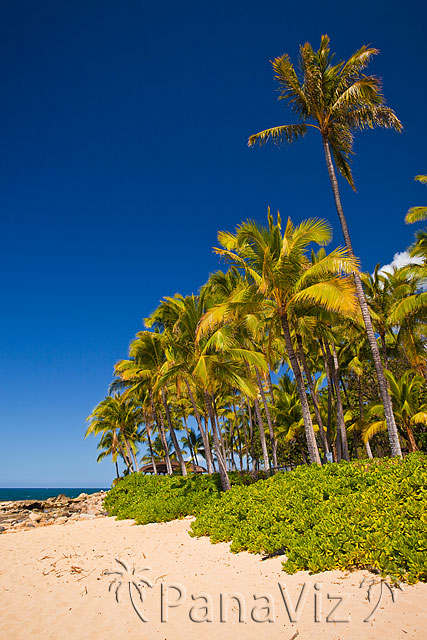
[405,206,427,224]
[248,124,308,147]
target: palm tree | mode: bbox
[210,211,358,464]
[95,431,121,478]
[405,175,427,225]
[180,427,203,466]
[85,395,143,474]
[363,370,427,452]
[248,35,403,457]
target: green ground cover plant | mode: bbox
[190,454,427,584]
[105,455,427,583]
[103,471,254,524]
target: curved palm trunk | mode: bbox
[122,434,136,472]
[365,439,373,459]
[204,391,230,491]
[405,423,418,452]
[115,433,132,472]
[161,388,187,476]
[255,367,278,471]
[149,388,172,475]
[296,333,330,455]
[280,313,321,465]
[128,440,140,473]
[184,379,213,473]
[115,460,120,478]
[322,135,402,457]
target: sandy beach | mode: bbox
[1,516,425,640]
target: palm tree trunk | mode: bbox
[241,409,250,470]
[280,313,321,465]
[115,460,120,479]
[212,395,227,462]
[145,420,158,474]
[184,379,213,473]
[182,413,196,465]
[319,340,335,456]
[129,442,140,473]
[406,424,418,452]
[161,388,187,476]
[246,397,256,472]
[232,401,244,471]
[122,435,135,472]
[254,396,270,472]
[365,439,373,459]
[116,438,132,472]
[296,333,330,455]
[204,391,230,491]
[323,340,350,462]
[255,367,278,470]
[266,371,280,462]
[322,134,402,457]
[150,388,172,475]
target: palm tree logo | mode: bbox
[107,558,154,622]
[360,576,402,622]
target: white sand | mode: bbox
[0,516,425,639]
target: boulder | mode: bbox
[28,512,43,522]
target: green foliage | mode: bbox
[103,472,254,525]
[190,454,427,584]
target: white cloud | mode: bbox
[377,250,423,277]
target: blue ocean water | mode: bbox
[0,488,109,501]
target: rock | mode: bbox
[54,517,68,525]
[0,526,5,533]
[28,512,43,522]
[79,513,95,519]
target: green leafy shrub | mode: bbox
[104,471,254,525]
[190,454,427,584]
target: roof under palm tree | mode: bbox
[140,460,206,474]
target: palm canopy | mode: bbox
[363,370,427,452]
[213,211,359,319]
[248,35,402,189]
[405,175,427,225]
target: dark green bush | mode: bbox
[103,471,254,525]
[190,454,427,584]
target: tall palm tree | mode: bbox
[210,211,358,464]
[248,35,403,457]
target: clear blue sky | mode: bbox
[1,0,426,486]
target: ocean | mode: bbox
[0,488,109,502]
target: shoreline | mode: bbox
[1,515,426,639]
[0,491,107,533]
